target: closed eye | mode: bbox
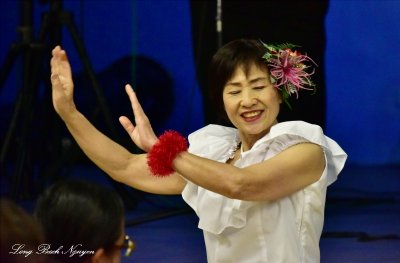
[228,90,241,95]
[253,86,265,90]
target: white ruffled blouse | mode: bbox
[182,121,347,263]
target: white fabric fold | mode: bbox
[182,121,347,236]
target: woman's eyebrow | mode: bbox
[226,77,268,87]
[225,81,242,87]
[249,77,268,83]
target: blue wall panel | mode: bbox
[1,0,399,165]
[325,0,400,165]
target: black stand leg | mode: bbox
[38,8,118,137]
[1,0,131,202]
[0,0,45,198]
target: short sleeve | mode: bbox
[262,121,347,185]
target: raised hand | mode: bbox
[50,46,76,120]
[119,84,158,152]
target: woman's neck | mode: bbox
[239,120,278,151]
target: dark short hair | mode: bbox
[208,39,269,123]
[35,179,124,263]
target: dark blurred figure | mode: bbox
[34,179,135,263]
[0,199,48,263]
[73,55,174,138]
[191,0,328,128]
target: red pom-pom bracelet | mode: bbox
[147,130,188,176]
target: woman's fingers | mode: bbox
[124,84,148,124]
[50,46,64,89]
[50,46,74,95]
[50,46,77,118]
[119,116,135,135]
[51,46,71,76]
[122,84,158,152]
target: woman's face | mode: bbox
[222,63,281,146]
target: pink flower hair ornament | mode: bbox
[261,42,317,109]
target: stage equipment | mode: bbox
[0,0,120,199]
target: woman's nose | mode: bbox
[240,90,257,107]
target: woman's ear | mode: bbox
[276,88,283,104]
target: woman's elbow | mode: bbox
[223,175,258,200]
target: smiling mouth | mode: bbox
[241,110,263,120]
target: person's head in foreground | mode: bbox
[35,179,134,263]
[0,198,47,263]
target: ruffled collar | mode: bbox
[221,133,241,160]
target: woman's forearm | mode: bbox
[64,110,136,178]
[62,110,185,194]
[173,152,242,198]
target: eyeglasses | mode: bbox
[115,235,136,257]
